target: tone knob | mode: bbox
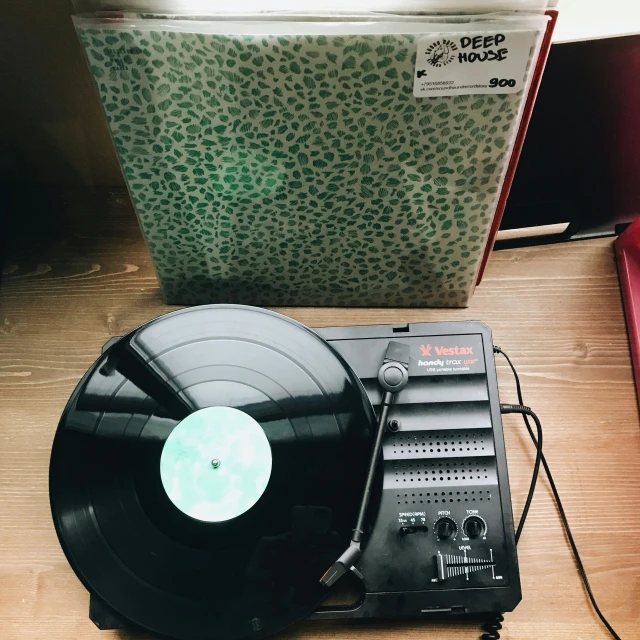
[463,516,486,539]
[434,517,457,540]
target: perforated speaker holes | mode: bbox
[390,431,488,454]
[396,490,491,505]
[393,460,490,483]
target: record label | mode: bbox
[160,406,272,523]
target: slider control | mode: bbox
[400,525,428,535]
[435,553,446,582]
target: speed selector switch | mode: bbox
[463,516,486,539]
[434,517,457,540]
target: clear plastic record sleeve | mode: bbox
[73,1,554,306]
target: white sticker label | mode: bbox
[413,30,538,97]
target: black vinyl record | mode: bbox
[50,305,375,640]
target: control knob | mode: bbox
[463,516,486,539]
[434,517,457,540]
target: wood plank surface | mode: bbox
[1,189,639,640]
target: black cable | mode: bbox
[498,403,542,544]
[493,346,622,640]
[479,403,540,640]
[481,613,504,640]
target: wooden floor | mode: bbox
[1,190,639,640]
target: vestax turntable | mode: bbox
[49,305,520,640]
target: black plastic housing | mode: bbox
[312,320,520,619]
[85,318,520,632]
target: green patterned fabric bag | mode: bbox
[74,8,548,306]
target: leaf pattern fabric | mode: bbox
[77,26,539,306]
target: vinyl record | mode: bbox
[50,305,375,640]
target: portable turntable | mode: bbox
[49,305,520,640]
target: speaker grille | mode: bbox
[384,429,494,459]
[385,458,497,488]
[395,487,493,505]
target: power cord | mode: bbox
[493,345,622,640]
[480,613,504,640]
[498,402,542,544]
[479,401,541,640]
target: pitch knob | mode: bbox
[434,517,457,540]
